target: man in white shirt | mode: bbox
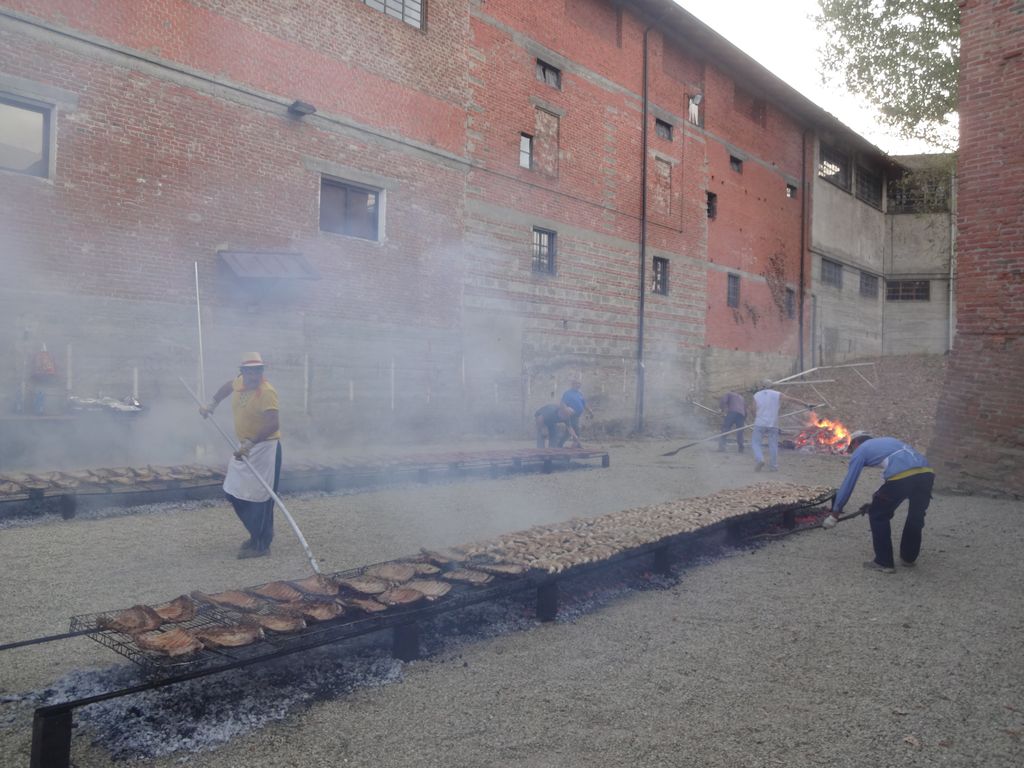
[751,379,807,472]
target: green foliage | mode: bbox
[815,0,960,149]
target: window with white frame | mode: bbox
[362,0,423,29]
[519,133,533,169]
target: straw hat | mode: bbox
[240,352,265,368]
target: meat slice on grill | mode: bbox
[279,599,345,622]
[407,562,441,576]
[442,569,494,585]
[250,613,307,633]
[469,562,529,577]
[193,624,264,648]
[133,627,203,657]
[191,590,264,612]
[339,597,388,613]
[404,579,451,599]
[377,587,426,607]
[97,604,164,634]
[364,563,418,583]
[419,548,465,566]
[152,595,196,623]
[248,581,304,603]
[290,574,340,597]
[335,576,390,596]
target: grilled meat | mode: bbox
[408,562,441,576]
[469,562,529,576]
[191,590,264,612]
[152,595,196,623]
[249,581,304,603]
[97,604,164,634]
[335,576,390,595]
[339,597,388,613]
[133,627,203,657]
[249,613,307,633]
[404,579,451,599]
[419,548,465,566]
[442,569,494,585]
[290,574,340,597]
[280,599,345,622]
[377,587,426,606]
[193,624,264,648]
[364,563,418,583]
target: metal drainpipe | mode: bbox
[948,170,957,351]
[636,24,652,435]
[799,129,809,370]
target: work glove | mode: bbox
[234,438,254,459]
[821,514,838,530]
[199,402,217,419]
[857,503,871,516]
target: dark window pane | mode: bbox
[785,288,795,319]
[652,256,669,294]
[856,164,883,208]
[320,179,380,241]
[886,280,930,301]
[860,271,879,298]
[819,144,850,190]
[706,192,717,219]
[532,228,556,274]
[655,119,672,141]
[822,258,843,288]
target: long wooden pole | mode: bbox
[194,262,207,402]
[661,405,824,457]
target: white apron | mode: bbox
[222,440,278,503]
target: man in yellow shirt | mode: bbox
[200,352,281,558]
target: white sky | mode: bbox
[677,0,937,156]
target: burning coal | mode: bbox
[794,413,851,454]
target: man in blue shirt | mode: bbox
[822,431,935,573]
[560,376,593,446]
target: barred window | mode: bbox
[819,143,850,191]
[655,118,673,141]
[706,192,718,219]
[319,178,381,241]
[856,164,883,208]
[532,227,556,274]
[821,258,843,288]
[0,95,51,178]
[362,0,423,29]
[727,273,740,308]
[860,271,879,298]
[652,257,669,295]
[536,59,561,89]
[785,288,795,319]
[886,280,930,301]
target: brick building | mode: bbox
[930,0,1024,496]
[0,0,935,467]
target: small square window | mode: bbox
[0,96,51,178]
[655,118,673,141]
[532,227,556,274]
[652,256,669,295]
[860,271,879,298]
[821,258,843,288]
[536,59,562,89]
[786,184,798,199]
[319,178,381,241]
[519,133,533,169]
[730,156,743,173]
[785,288,796,319]
[819,143,851,191]
[706,192,718,219]
[886,280,930,301]
[727,273,740,308]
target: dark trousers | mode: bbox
[719,411,746,451]
[227,441,281,552]
[868,471,934,567]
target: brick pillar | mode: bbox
[929,0,1024,495]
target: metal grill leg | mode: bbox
[537,580,559,622]
[30,708,72,768]
[393,622,420,661]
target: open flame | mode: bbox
[795,412,851,453]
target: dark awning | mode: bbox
[218,251,320,280]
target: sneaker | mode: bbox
[862,560,896,574]
[237,547,270,559]
[900,558,916,568]
[240,539,255,551]
[755,461,764,472]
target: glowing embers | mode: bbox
[794,412,852,453]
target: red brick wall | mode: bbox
[929,0,1024,495]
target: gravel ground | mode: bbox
[1,437,1022,768]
